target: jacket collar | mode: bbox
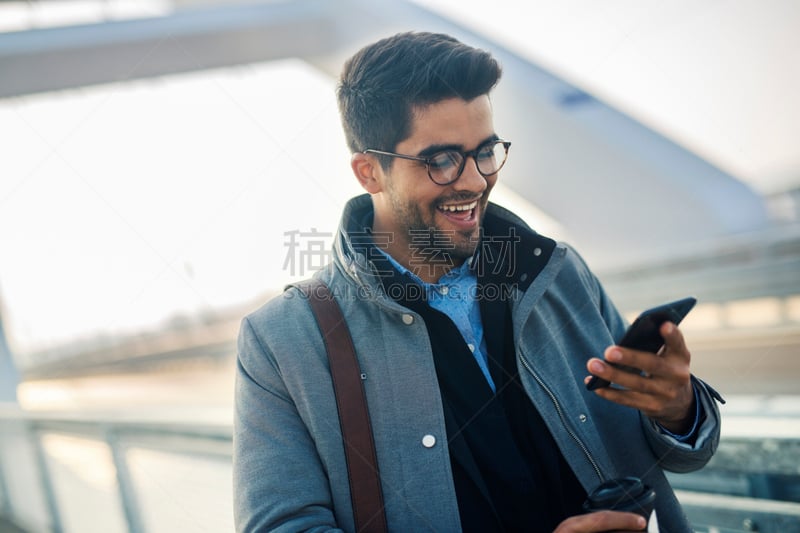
[332,194,556,295]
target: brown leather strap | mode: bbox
[297,280,388,533]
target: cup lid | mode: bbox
[587,477,644,507]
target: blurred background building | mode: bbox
[0,0,799,531]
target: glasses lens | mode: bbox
[427,151,464,184]
[476,141,508,176]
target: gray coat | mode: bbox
[234,194,721,532]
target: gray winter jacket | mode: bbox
[234,194,721,532]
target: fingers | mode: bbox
[660,321,691,363]
[552,510,646,532]
[585,322,691,385]
[586,354,688,393]
[585,322,695,425]
[589,383,665,418]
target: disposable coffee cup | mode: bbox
[583,476,656,525]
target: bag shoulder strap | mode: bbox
[296,279,388,533]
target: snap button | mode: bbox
[579,414,587,423]
[440,286,449,295]
[520,273,528,282]
[533,248,542,256]
[422,435,436,448]
[402,314,414,325]
[467,343,475,353]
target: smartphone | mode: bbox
[586,296,697,391]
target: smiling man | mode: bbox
[355,95,500,282]
[234,32,723,532]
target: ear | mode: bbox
[351,152,384,194]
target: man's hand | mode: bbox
[584,322,695,434]
[553,510,647,532]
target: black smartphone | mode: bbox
[586,296,697,391]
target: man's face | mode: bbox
[371,96,499,267]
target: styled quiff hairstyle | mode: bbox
[337,32,502,170]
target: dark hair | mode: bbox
[337,32,502,170]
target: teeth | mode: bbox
[440,201,477,212]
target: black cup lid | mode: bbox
[587,477,644,507]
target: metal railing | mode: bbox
[0,405,232,533]
[1,405,799,532]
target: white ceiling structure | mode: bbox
[425,0,800,197]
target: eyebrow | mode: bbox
[416,133,499,158]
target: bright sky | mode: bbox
[1,0,798,360]
[0,60,359,359]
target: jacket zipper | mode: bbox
[518,354,605,483]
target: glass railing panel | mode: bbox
[127,448,233,533]
[0,419,52,532]
[40,433,128,533]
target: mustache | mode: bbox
[435,192,484,206]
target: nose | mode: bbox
[454,156,488,194]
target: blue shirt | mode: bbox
[376,248,497,393]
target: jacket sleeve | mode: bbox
[233,316,344,533]
[640,375,723,473]
[576,249,724,473]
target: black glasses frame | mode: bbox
[363,139,511,185]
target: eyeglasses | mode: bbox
[363,139,511,186]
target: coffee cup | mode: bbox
[583,476,656,527]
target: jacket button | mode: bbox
[402,314,414,325]
[422,435,436,448]
[579,414,587,423]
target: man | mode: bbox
[234,32,722,532]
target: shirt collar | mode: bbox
[373,246,475,289]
